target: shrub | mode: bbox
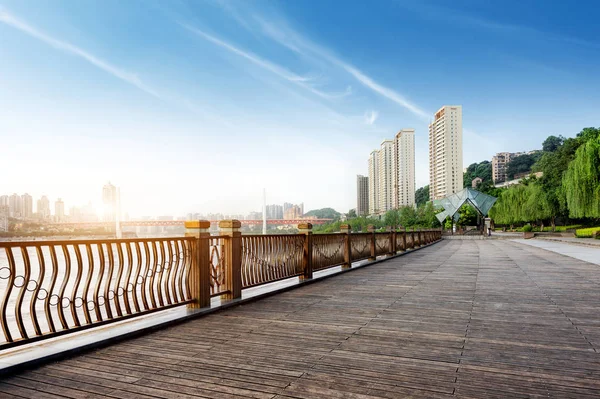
[522,224,533,232]
[575,227,600,238]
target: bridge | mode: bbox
[1,224,600,397]
[49,218,333,228]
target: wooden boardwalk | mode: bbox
[1,239,600,398]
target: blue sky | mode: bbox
[1,0,598,216]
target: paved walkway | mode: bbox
[2,240,600,398]
[514,238,600,265]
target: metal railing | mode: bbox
[0,222,442,348]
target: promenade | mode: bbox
[1,239,600,398]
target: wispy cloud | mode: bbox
[397,1,600,50]
[0,7,160,99]
[181,23,351,101]
[250,16,430,120]
[364,110,379,125]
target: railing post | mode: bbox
[411,228,416,249]
[402,228,407,251]
[185,220,211,308]
[340,224,352,269]
[298,223,313,279]
[418,229,423,246]
[218,220,242,300]
[367,225,376,260]
[387,226,395,256]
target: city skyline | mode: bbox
[1,1,598,215]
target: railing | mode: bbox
[0,221,442,348]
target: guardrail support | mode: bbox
[367,225,376,260]
[219,220,242,300]
[387,226,395,256]
[298,223,313,279]
[185,220,211,308]
[340,224,352,269]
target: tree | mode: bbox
[415,185,429,207]
[463,161,492,187]
[398,206,418,228]
[506,153,541,180]
[542,135,564,153]
[489,184,528,228]
[347,209,357,218]
[563,133,600,218]
[456,204,478,227]
[304,208,341,220]
[524,182,553,229]
[384,209,400,228]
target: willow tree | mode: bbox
[563,134,600,218]
[524,182,553,229]
[489,184,528,228]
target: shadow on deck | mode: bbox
[1,239,600,398]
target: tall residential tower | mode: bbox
[356,175,369,216]
[368,150,379,214]
[429,105,463,200]
[393,129,415,207]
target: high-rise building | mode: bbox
[368,150,380,214]
[265,204,283,219]
[55,198,65,222]
[429,105,463,200]
[491,152,524,183]
[9,193,22,218]
[283,205,303,219]
[356,175,369,216]
[393,129,415,207]
[21,193,33,219]
[37,196,50,219]
[102,182,117,222]
[378,140,394,213]
[0,195,9,208]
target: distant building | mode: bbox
[368,150,380,214]
[21,193,33,219]
[429,105,463,200]
[9,193,21,218]
[0,195,8,208]
[394,129,416,207]
[283,205,303,219]
[55,198,65,222]
[247,211,262,220]
[266,204,283,219]
[378,140,394,213]
[471,177,483,188]
[356,175,369,216]
[37,196,50,220]
[102,182,117,222]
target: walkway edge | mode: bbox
[0,239,443,377]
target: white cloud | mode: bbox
[0,8,160,99]
[181,23,351,101]
[364,110,379,125]
[250,16,430,119]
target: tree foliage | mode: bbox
[463,161,492,188]
[304,208,341,220]
[347,209,357,218]
[542,135,565,153]
[506,152,541,180]
[415,185,429,207]
[563,133,600,218]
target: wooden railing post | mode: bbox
[411,228,416,249]
[402,228,407,251]
[418,229,423,246]
[367,225,376,260]
[219,220,242,300]
[340,224,352,269]
[298,223,313,279]
[185,220,211,308]
[387,226,395,255]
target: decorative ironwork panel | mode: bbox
[0,237,194,348]
[313,234,345,270]
[241,235,304,288]
[395,232,405,251]
[405,232,414,249]
[375,233,390,256]
[350,234,371,261]
[208,236,228,297]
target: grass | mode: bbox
[575,227,600,238]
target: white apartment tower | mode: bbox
[378,140,394,213]
[356,175,369,216]
[368,150,380,214]
[429,105,463,200]
[394,129,415,207]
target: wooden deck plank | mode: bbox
[3,239,600,398]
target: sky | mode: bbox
[1,0,599,217]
